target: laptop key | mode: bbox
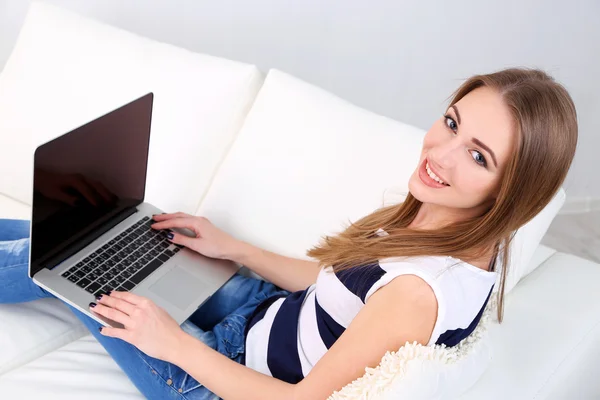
[87,273,98,281]
[114,275,126,284]
[102,285,114,293]
[121,280,136,291]
[81,265,92,273]
[122,270,133,278]
[164,249,175,257]
[76,278,91,288]
[85,282,101,294]
[99,264,110,272]
[74,270,85,278]
[62,271,71,278]
[68,266,79,273]
[157,253,170,263]
[173,247,181,253]
[130,259,163,285]
[97,277,108,285]
[68,275,79,283]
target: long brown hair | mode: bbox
[307,68,578,322]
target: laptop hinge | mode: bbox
[42,206,139,270]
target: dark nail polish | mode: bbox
[166,232,174,240]
[98,327,103,332]
[89,302,97,308]
[107,290,112,296]
[95,294,103,301]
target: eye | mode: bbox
[443,115,458,132]
[470,150,488,168]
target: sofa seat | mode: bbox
[459,251,600,399]
[1,248,599,399]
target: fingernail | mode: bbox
[166,232,174,240]
[89,302,97,308]
[98,327,103,333]
[95,294,103,301]
[106,291,113,296]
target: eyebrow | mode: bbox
[451,105,461,124]
[450,104,498,168]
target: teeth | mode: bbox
[426,162,447,185]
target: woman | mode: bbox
[0,68,577,399]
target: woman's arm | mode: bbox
[232,241,320,292]
[151,213,320,292]
[168,274,438,400]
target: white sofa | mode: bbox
[1,3,600,399]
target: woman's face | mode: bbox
[408,86,516,213]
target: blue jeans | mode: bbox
[0,219,289,399]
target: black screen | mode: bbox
[30,93,153,276]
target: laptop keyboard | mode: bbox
[60,216,182,297]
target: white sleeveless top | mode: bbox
[243,251,497,384]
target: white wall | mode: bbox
[1,0,599,205]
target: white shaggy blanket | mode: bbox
[328,297,497,400]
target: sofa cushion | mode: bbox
[0,335,143,399]
[458,252,600,399]
[0,194,31,220]
[197,69,425,260]
[0,298,86,376]
[0,1,263,213]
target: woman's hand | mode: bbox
[92,291,187,363]
[150,212,243,260]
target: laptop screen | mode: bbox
[30,93,153,275]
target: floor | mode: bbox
[541,210,600,263]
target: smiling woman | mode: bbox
[0,68,578,400]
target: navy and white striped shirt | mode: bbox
[244,255,497,383]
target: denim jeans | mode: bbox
[0,219,289,399]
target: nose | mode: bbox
[431,139,463,169]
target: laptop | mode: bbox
[28,93,240,329]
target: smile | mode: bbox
[418,158,450,188]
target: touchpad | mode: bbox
[148,266,207,310]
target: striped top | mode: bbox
[244,254,497,383]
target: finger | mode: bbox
[99,325,132,342]
[166,231,196,248]
[90,301,132,326]
[97,292,136,316]
[151,217,199,235]
[151,212,191,222]
[109,290,150,307]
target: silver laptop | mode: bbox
[28,93,239,329]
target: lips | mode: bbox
[418,157,450,188]
[426,158,450,185]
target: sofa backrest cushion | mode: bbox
[0,1,263,213]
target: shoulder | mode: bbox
[363,273,438,346]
